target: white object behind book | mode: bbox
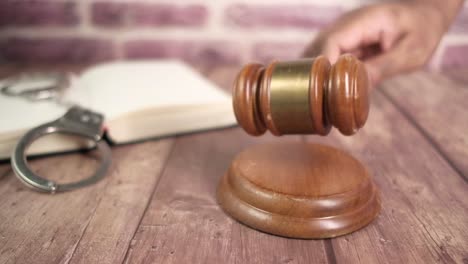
[0,60,236,159]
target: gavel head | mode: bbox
[233,54,369,136]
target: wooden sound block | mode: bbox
[217,142,381,239]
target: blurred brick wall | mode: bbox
[0,0,467,70]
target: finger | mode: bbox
[365,36,421,84]
[302,34,324,58]
[302,22,366,63]
[303,5,403,63]
[380,25,401,51]
[321,39,341,64]
[302,33,339,62]
[349,48,364,59]
[302,30,360,64]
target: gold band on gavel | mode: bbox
[232,54,370,137]
[269,60,315,134]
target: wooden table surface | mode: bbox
[0,64,467,264]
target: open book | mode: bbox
[0,60,236,159]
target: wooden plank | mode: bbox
[0,151,107,264]
[444,68,468,84]
[0,63,176,263]
[0,139,174,264]
[123,66,331,264]
[381,71,468,179]
[123,128,331,264]
[305,91,468,263]
[201,64,239,93]
[67,140,174,264]
[2,63,465,263]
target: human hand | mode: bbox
[303,1,463,86]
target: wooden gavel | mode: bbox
[233,54,370,136]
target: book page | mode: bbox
[70,60,233,120]
[0,78,68,139]
[0,78,75,159]
[0,60,236,158]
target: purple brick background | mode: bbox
[224,4,342,29]
[92,2,208,28]
[0,38,114,63]
[450,7,468,33]
[252,42,310,63]
[0,0,467,70]
[124,40,240,67]
[441,44,468,68]
[0,1,79,27]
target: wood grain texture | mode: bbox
[0,140,173,264]
[1,64,467,264]
[218,142,380,239]
[122,129,331,264]
[306,92,468,264]
[67,140,174,264]
[0,65,175,264]
[444,68,468,84]
[381,71,468,179]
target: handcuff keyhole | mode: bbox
[81,115,90,123]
